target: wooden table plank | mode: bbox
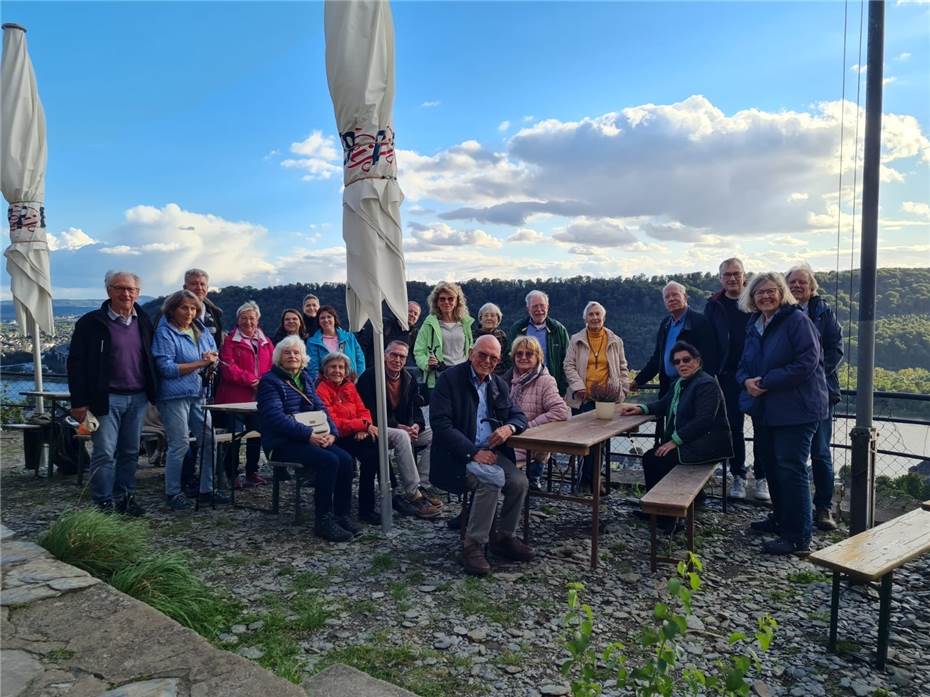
[204,401,257,414]
[21,390,71,400]
[640,464,716,517]
[809,508,930,581]
[508,408,651,455]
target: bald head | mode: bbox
[470,334,503,378]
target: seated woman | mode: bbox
[306,305,365,379]
[507,336,570,487]
[216,301,273,489]
[475,302,510,374]
[316,351,440,523]
[620,341,732,530]
[152,290,226,510]
[271,308,308,345]
[256,336,359,542]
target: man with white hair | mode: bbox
[507,290,570,396]
[633,281,718,398]
[183,268,224,350]
[67,271,159,515]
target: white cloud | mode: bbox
[406,221,502,250]
[507,228,546,243]
[850,64,866,74]
[902,201,930,219]
[498,120,511,132]
[788,192,809,202]
[46,227,96,252]
[523,115,535,123]
[100,245,139,256]
[281,131,341,181]
[896,0,929,5]
[552,217,637,247]
[640,220,706,243]
[883,76,898,86]
[420,100,441,108]
[896,52,911,62]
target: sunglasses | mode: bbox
[514,350,536,359]
[475,350,501,364]
[672,356,694,365]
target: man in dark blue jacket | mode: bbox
[787,264,843,531]
[703,258,754,500]
[68,271,158,516]
[430,335,530,576]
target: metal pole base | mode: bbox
[849,426,877,535]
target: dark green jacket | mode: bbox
[507,316,570,396]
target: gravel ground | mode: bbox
[1,431,928,697]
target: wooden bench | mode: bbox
[639,463,716,572]
[266,461,315,524]
[3,423,49,478]
[808,507,930,669]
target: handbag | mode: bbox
[293,410,330,437]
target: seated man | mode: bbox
[429,335,532,576]
[621,341,733,531]
[356,340,440,508]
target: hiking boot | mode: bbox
[96,499,114,514]
[730,476,747,500]
[359,509,382,525]
[335,515,364,537]
[420,483,445,499]
[749,516,779,534]
[408,491,442,519]
[199,491,231,505]
[115,495,145,517]
[489,532,535,562]
[762,537,810,556]
[753,478,771,502]
[417,486,443,507]
[315,513,353,543]
[815,508,837,531]
[392,494,418,517]
[167,493,192,511]
[246,473,268,486]
[462,540,491,576]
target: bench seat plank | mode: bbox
[214,430,261,444]
[640,464,716,517]
[809,508,930,581]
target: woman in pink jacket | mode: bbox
[508,335,570,488]
[216,301,274,488]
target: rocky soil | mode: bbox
[1,431,928,697]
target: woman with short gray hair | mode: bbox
[475,302,509,374]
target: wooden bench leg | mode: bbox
[271,469,281,515]
[294,476,303,524]
[876,572,893,670]
[522,486,530,544]
[591,442,601,570]
[686,503,695,557]
[649,514,658,573]
[829,571,841,651]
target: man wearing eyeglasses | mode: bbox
[67,270,159,516]
[429,335,531,576]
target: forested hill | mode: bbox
[143,268,930,372]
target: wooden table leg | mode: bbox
[876,572,893,670]
[829,571,840,651]
[591,443,601,569]
[523,450,531,544]
[649,514,658,573]
[687,502,695,556]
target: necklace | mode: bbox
[587,329,607,368]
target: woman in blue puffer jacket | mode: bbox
[736,271,828,555]
[152,290,225,510]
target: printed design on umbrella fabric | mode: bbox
[340,126,395,175]
[7,203,45,232]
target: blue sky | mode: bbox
[3,0,928,297]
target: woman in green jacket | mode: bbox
[414,281,475,391]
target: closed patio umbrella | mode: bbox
[325,0,410,530]
[2,23,54,413]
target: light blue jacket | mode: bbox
[152,316,218,402]
[306,328,366,380]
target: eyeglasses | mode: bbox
[721,272,743,278]
[109,285,140,294]
[474,350,501,364]
[753,288,779,298]
[672,356,694,365]
[514,350,536,359]
[386,351,408,361]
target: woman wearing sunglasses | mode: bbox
[620,341,732,531]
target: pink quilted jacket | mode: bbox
[510,364,569,466]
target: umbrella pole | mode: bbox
[30,315,45,414]
[373,322,393,532]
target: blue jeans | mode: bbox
[810,409,835,511]
[755,421,817,546]
[89,391,148,504]
[159,397,215,497]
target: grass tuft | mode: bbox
[38,508,150,578]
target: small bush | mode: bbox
[110,553,237,638]
[38,508,150,578]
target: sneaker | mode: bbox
[749,516,779,534]
[754,478,771,502]
[96,499,114,514]
[730,476,747,500]
[335,516,364,537]
[233,475,246,491]
[462,540,491,576]
[392,494,418,517]
[199,491,231,505]
[315,513,354,543]
[246,473,268,486]
[762,537,810,556]
[529,477,542,491]
[489,532,535,562]
[417,486,443,507]
[407,492,442,519]
[167,493,192,511]
[115,495,145,517]
[359,509,382,525]
[815,508,838,531]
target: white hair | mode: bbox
[663,281,687,295]
[236,300,261,319]
[272,336,309,369]
[525,290,549,306]
[478,302,502,321]
[582,301,605,319]
[718,257,745,276]
[785,263,820,295]
[184,268,209,284]
[104,270,140,289]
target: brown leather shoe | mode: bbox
[462,540,491,576]
[815,507,837,531]
[489,532,535,562]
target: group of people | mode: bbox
[67,257,841,572]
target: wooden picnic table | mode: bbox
[509,406,652,569]
[203,402,259,509]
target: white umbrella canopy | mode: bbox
[324,0,408,334]
[325,0,410,531]
[2,23,54,340]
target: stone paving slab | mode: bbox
[305,664,418,697]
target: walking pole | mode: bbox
[194,362,218,512]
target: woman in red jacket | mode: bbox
[216,301,274,487]
[316,351,385,525]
